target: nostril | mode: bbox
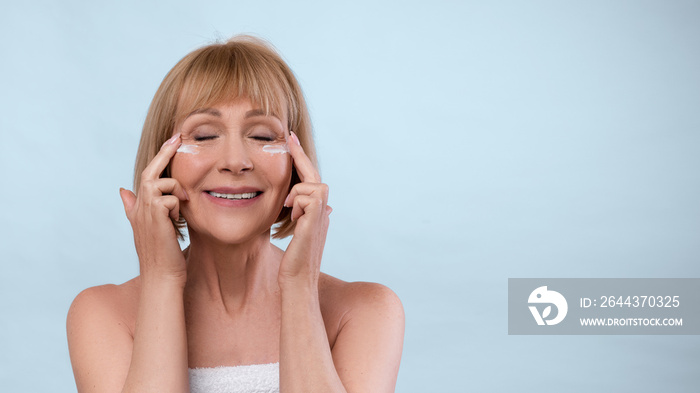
[218,158,254,174]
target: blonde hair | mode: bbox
[133,35,315,239]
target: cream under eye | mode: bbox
[177,144,200,154]
[262,143,289,155]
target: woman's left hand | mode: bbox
[279,131,332,287]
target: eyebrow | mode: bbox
[245,109,266,118]
[184,108,280,121]
[185,108,221,119]
[245,109,282,122]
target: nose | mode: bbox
[218,136,254,174]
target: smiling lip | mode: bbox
[204,187,263,207]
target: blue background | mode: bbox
[1,1,699,391]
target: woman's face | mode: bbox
[169,98,292,244]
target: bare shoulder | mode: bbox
[319,273,403,314]
[319,274,404,345]
[67,277,140,341]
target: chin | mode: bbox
[186,217,275,246]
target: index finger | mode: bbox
[287,131,320,183]
[140,133,181,181]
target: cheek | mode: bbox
[169,154,209,185]
[259,154,293,187]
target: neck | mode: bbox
[184,229,282,312]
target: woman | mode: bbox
[67,35,404,393]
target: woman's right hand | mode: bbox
[119,133,189,282]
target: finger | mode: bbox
[284,182,328,207]
[140,133,182,181]
[140,177,189,201]
[147,195,181,222]
[156,195,181,222]
[291,195,325,221]
[287,131,320,183]
[119,188,137,217]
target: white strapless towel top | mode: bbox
[189,363,279,393]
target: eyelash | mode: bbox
[193,135,218,142]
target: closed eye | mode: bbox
[194,135,218,142]
[251,136,275,142]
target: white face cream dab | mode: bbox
[176,144,200,154]
[262,143,289,155]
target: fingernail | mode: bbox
[290,131,301,146]
[162,133,180,148]
[283,194,291,207]
[183,189,190,201]
[119,187,125,193]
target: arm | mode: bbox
[67,133,190,393]
[279,281,405,393]
[329,283,405,393]
[278,132,404,392]
[279,283,344,392]
[121,276,188,393]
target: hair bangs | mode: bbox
[174,43,294,130]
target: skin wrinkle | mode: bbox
[330,308,351,350]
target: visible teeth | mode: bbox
[208,191,259,200]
